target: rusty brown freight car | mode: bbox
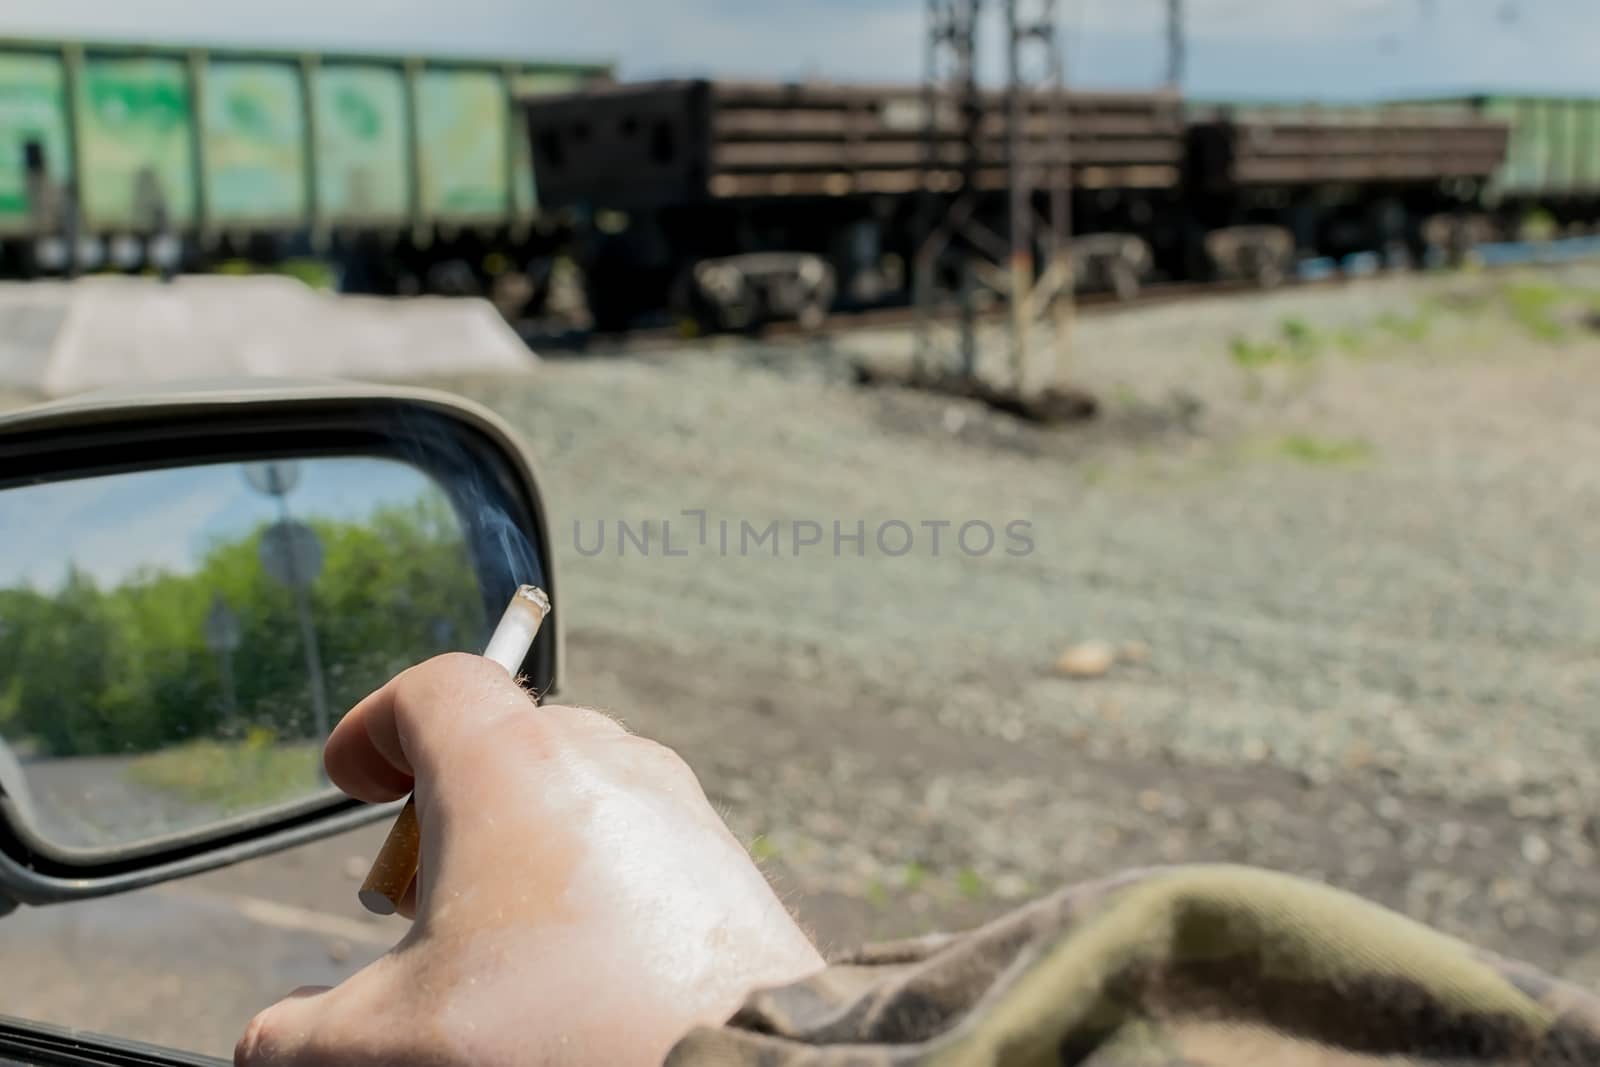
[519,79,1186,330]
[1181,105,1511,283]
[522,79,1184,210]
[1187,106,1511,187]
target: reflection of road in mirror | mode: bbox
[0,455,487,851]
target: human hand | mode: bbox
[235,653,823,1066]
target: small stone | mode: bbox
[1376,796,1405,821]
[1489,877,1516,903]
[1055,641,1117,679]
[1342,741,1376,771]
[343,856,369,881]
[993,873,1031,901]
[327,939,351,964]
[1118,640,1152,665]
[1207,807,1239,835]
[1242,737,1269,763]
[1137,789,1165,814]
[1496,757,1524,787]
[942,406,968,434]
[1521,833,1552,866]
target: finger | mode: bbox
[322,730,411,804]
[235,986,334,1066]
[323,653,529,803]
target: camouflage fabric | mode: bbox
[667,865,1600,1066]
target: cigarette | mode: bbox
[357,585,551,916]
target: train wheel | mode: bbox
[714,279,762,333]
[796,292,829,330]
[425,259,481,297]
[1243,248,1286,290]
[1108,259,1142,301]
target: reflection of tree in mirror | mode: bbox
[0,494,482,765]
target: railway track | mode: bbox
[522,277,1293,356]
[526,235,1600,358]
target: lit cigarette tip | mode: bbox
[482,584,551,675]
[516,584,552,615]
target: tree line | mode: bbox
[0,496,484,759]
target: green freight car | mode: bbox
[1389,95,1600,230]
[0,37,611,289]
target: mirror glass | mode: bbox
[0,456,490,851]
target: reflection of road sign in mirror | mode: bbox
[259,520,324,588]
[243,461,304,498]
[203,592,242,652]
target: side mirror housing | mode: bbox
[0,380,560,911]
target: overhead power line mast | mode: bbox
[1167,0,1185,89]
[914,0,1073,394]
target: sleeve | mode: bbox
[665,864,1600,1067]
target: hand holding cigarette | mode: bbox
[243,649,822,1067]
[358,584,551,915]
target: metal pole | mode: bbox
[955,0,982,379]
[915,0,946,378]
[218,644,238,735]
[275,496,332,771]
[1007,0,1032,390]
[1167,0,1185,90]
[1051,0,1073,388]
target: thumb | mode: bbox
[235,985,347,1067]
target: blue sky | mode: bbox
[0,457,453,590]
[9,0,1599,99]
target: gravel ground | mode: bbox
[2,268,1597,1012]
[428,267,1600,982]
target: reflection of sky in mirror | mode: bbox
[0,457,451,590]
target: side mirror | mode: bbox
[0,380,559,912]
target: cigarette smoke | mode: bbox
[382,405,546,648]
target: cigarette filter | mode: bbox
[357,585,550,915]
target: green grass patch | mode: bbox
[1331,328,1367,355]
[1375,310,1432,343]
[126,731,321,812]
[902,862,928,891]
[749,835,780,863]
[1278,316,1322,359]
[213,258,336,291]
[1228,336,1289,369]
[1504,282,1570,342]
[1276,433,1374,466]
[278,258,337,290]
[957,867,987,901]
[1110,383,1141,411]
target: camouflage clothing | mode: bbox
[668,865,1600,1066]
